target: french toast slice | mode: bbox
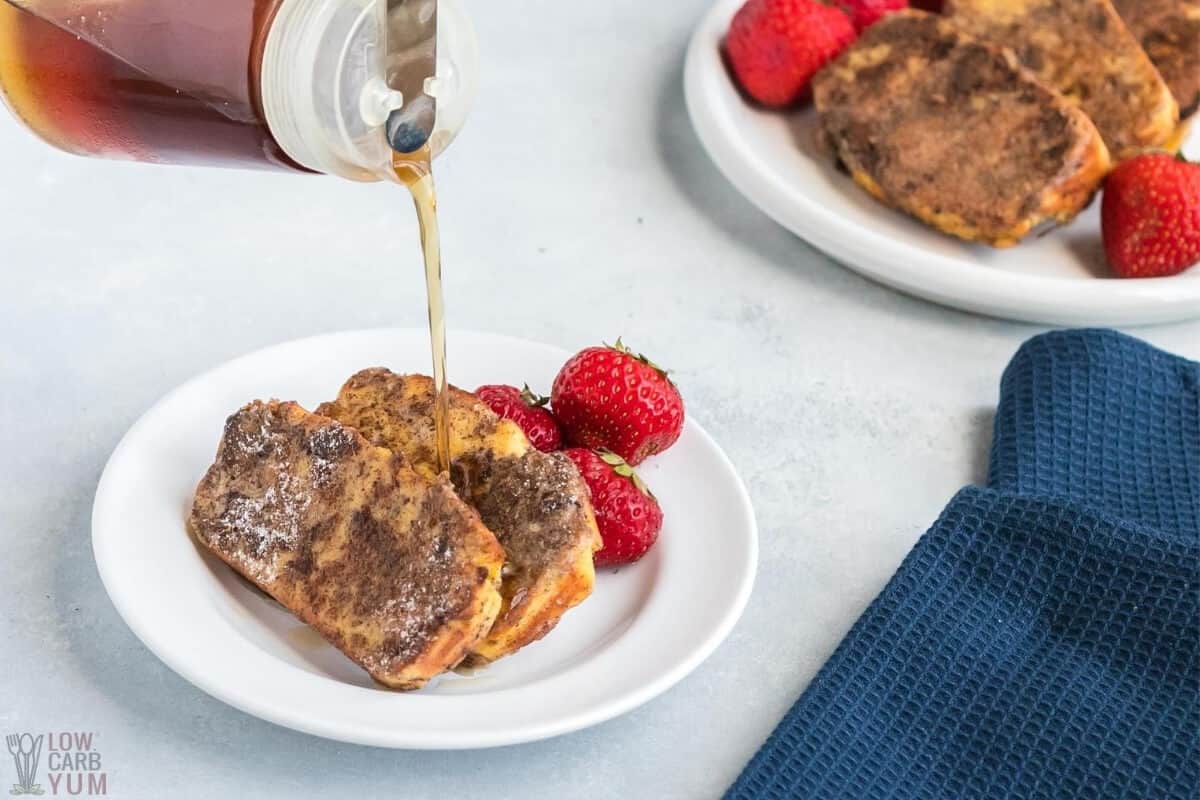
[1112,0,1200,120]
[318,370,601,667]
[947,0,1180,159]
[189,400,504,690]
[812,11,1110,247]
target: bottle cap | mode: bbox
[261,0,477,181]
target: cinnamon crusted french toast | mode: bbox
[947,0,1180,159]
[319,370,601,667]
[189,400,505,690]
[813,11,1110,247]
[1112,0,1200,120]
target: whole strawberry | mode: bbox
[565,449,663,567]
[1102,153,1200,278]
[837,0,907,31]
[475,384,563,452]
[724,0,856,108]
[551,339,684,466]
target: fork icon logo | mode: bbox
[5,734,43,796]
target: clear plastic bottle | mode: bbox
[0,0,476,179]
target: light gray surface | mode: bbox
[0,2,1197,798]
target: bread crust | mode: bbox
[1112,0,1200,120]
[190,400,504,690]
[319,370,601,667]
[814,11,1110,247]
[947,0,1180,158]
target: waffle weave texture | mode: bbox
[727,330,1199,800]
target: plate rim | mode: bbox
[90,327,759,749]
[683,0,1200,326]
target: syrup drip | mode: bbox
[393,148,451,475]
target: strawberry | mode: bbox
[837,0,908,31]
[724,0,856,108]
[475,384,563,452]
[564,449,663,567]
[1101,153,1200,278]
[551,339,685,466]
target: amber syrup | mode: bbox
[393,147,451,475]
[0,0,295,169]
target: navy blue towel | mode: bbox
[728,330,1200,800]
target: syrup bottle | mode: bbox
[0,0,476,178]
[0,0,474,474]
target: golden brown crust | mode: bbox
[947,0,1179,159]
[189,400,504,690]
[813,11,1110,247]
[318,370,601,666]
[454,448,601,666]
[1112,0,1200,120]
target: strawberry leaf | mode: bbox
[596,449,654,498]
[604,337,674,383]
[520,384,550,408]
[597,448,627,468]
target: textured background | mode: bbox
[1,1,1197,798]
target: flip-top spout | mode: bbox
[391,0,476,160]
[258,0,476,179]
[385,0,437,154]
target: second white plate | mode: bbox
[684,0,1200,326]
[91,329,758,749]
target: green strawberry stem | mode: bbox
[520,384,551,407]
[596,448,655,498]
[604,337,674,383]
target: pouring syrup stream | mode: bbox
[393,147,451,475]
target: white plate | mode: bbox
[91,329,757,749]
[684,0,1200,326]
